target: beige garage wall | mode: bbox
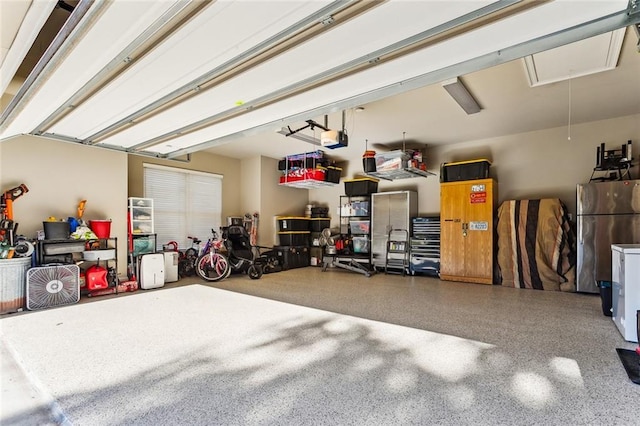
[309,113,640,221]
[2,113,637,269]
[259,156,309,247]
[428,113,640,216]
[0,135,128,274]
[238,156,310,246]
[127,151,242,229]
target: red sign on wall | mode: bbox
[470,191,487,203]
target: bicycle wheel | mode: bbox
[195,252,230,282]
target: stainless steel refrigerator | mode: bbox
[576,180,640,293]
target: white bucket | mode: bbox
[305,204,314,218]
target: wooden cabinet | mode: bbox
[440,178,497,284]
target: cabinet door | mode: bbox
[464,180,494,282]
[440,183,468,278]
[371,193,391,266]
[440,179,495,283]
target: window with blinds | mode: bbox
[143,163,222,250]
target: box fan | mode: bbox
[27,264,80,310]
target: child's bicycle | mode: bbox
[171,237,200,278]
[195,229,231,282]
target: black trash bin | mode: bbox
[599,281,612,317]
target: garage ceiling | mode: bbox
[1,0,640,164]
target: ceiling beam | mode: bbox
[165,4,640,159]
[129,0,534,152]
[86,0,379,146]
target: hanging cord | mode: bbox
[567,73,572,141]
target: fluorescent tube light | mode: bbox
[276,127,321,145]
[442,77,481,114]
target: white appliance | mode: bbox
[163,251,179,283]
[320,130,348,149]
[611,244,640,342]
[138,253,165,289]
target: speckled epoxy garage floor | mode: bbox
[2,267,639,425]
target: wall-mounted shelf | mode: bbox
[279,178,338,189]
[279,168,340,188]
[367,167,435,181]
[278,151,341,188]
[365,149,435,181]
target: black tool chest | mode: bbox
[409,216,440,276]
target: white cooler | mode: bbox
[611,244,640,342]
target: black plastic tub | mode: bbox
[344,177,379,196]
[440,159,491,182]
[43,221,70,240]
[277,231,310,246]
[309,218,331,232]
[273,245,310,270]
[277,217,309,232]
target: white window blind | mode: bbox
[143,164,222,250]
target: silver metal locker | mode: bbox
[371,191,418,268]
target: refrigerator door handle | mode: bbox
[578,215,583,245]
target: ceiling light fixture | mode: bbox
[441,77,481,114]
[276,119,329,146]
[276,127,322,145]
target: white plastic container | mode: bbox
[83,249,116,261]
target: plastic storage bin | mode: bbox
[324,166,342,183]
[344,177,379,196]
[43,221,70,240]
[440,159,491,182]
[277,231,310,246]
[43,241,85,255]
[83,249,116,261]
[274,246,310,270]
[277,217,309,232]
[309,218,331,232]
[311,207,329,218]
[352,236,370,253]
[133,236,156,256]
[350,220,370,234]
[129,197,154,234]
[0,257,31,314]
[375,151,409,172]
